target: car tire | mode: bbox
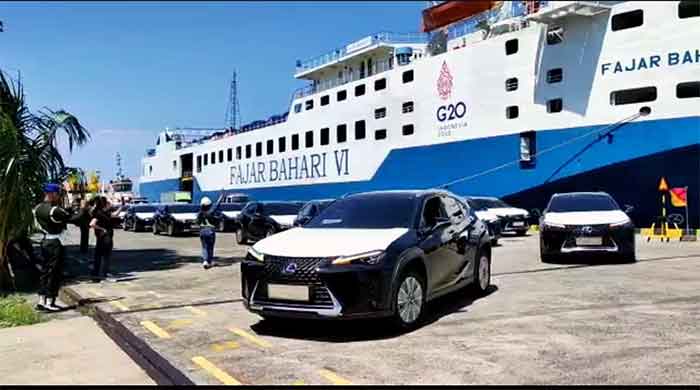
[167,223,175,236]
[236,228,248,245]
[516,229,527,236]
[470,249,491,295]
[391,270,426,331]
[490,237,499,246]
[621,252,636,263]
[152,223,159,235]
[218,220,226,232]
[134,222,141,232]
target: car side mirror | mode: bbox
[624,205,634,214]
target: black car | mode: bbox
[235,201,305,245]
[123,204,157,232]
[463,197,502,246]
[152,203,201,236]
[293,199,335,227]
[213,202,247,232]
[539,192,636,263]
[240,189,492,330]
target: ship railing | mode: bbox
[293,57,396,99]
[447,0,550,41]
[295,31,428,75]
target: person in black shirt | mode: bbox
[196,197,219,269]
[89,196,117,281]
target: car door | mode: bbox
[418,196,458,293]
[441,195,473,284]
[247,203,267,238]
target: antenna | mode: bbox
[116,152,124,180]
[224,70,241,130]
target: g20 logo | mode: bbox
[437,102,467,122]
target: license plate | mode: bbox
[267,284,309,301]
[512,221,525,227]
[576,237,602,246]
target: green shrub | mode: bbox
[0,295,43,328]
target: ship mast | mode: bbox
[225,70,241,130]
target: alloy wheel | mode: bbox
[478,255,490,291]
[397,276,423,324]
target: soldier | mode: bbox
[33,183,80,311]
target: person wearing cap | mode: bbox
[196,196,220,269]
[32,183,81,311]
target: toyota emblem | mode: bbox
[283,262,298,274]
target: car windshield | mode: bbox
[470,198,511,209]
[548,194,620,212]
[264,203,302,215]
[134,205,155,212]
[169,204,199,213]
[306,194,415,229]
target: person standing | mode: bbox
[89,196,117,281]
[33,183,80,311]
[196,197,219,269]
[77,197,93,256]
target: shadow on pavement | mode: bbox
[250,285,498,343]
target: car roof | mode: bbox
[344,189,453,200]
[464,196,500,201]
[552,191,611,198]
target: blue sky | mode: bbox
[0,1,423,181]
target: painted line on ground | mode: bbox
[88,288,105,297]
[318,368,352,385]
[167,319,194,329]
[211,340,240,352]
[191,356,242,385]
[291,379,306,385]
[229,327,272,349]
[185,305,208,317]
[110,300,130,311]
[147,290,164,299]
[140,320,172,339]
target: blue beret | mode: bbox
[43,183,61,193]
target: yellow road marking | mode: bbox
[167,319,194,329]
[109,300,130,311]
[147,290,163,298]
[88,289,104,297]
[140,320,172,339]
[229,328,271,349]
[185,306,207,317]
[211,340,240,352]
[291,379,306,385]
[191,356,241,385]
[318,369,352,385]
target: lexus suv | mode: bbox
[123,204,157,232]
[467,197,529,236]
[235,201,305,244]
[152,203,200,236]
[240,190,492,330]
[539,192,636,263]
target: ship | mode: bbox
[140,0,700,228]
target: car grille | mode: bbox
[562,224,616,248]
[261,255,326,284]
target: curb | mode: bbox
[60,286,194,386]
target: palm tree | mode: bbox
[0,70,90,290]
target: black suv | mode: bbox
[123,204,157,232]
[235,201,305,245]
[293,199,335,227]
[152,203,201,236]
[213,202,247,232]
[241,190,492,330]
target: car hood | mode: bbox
[135,212,154,219]
[253,227,410,258]
[269,215,297,226]
[544,210,630,225]
[172,212,197,221]
[222,211,240,219]
[489,207,529,217]
[474,210,500,222]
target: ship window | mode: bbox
[505,77,519,91]
[506,105,519,119]
[173,160,177,171]
[610,86,657,105]
[292,134,299,150]
[305,130,314,148]
[677,81,700,98]
[305,99,314,110]
[547,98,563,113]
[245,144,252,158]
[227,148,232,161]
[294,103,302,113]
[402,124,414,136]
[210,152,216,164]
[196,156,202,172]
[266,139,274,155]
[255,142,262,157]
[374,78,387,91]
[611,9,643,31]
[278,136,286,153]
[355,120,366,140]
[375,107,387,119]
[402,70,414,83]
[519,131,536,169]
[337,124,347,143]
[355,84,366,97]
[320,127,330,145]
[402,101,414,113]
[204,153,208,166]
[218,150,224,163]
[505,39,518,55]
[321,95,330,106]
[236,146,242,160]
[149,165,153,175]
[546,68,563,83]
[337,90,347,101]
[375,129,387,140]
[547,25,564,45]
[679,0,700,18]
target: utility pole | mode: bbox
[224,70,240,130]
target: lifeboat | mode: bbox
[421,1,497,32]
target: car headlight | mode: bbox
[609,220,632,228]
[247,247,265,262]
[332,250,385,265]
[543,221,566,229]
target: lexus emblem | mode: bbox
[283,262,298,274]
[581,226,593,234]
